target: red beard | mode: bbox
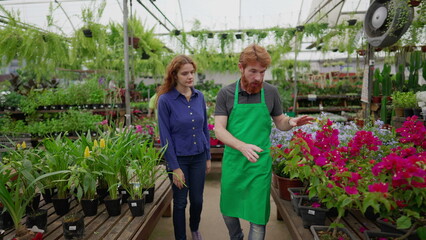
[241,74,263,94]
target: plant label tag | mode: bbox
[69,226,77,231]
[143,191,149,195]
[131,202,137,207]
[121,191,127,194]
[307,94,317,101]
[119,199,122,205]
[291,195,294,199]
[308,210,316,215]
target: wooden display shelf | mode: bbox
[296,106,361,114]
[296,94,360,100]
[271,185,381,240]
[2,171,172,240]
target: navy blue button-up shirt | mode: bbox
[158,87,211,170]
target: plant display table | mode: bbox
[210,147,224,161]
[271,185,382,240]
[2,174,172,240]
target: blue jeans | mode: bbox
[223,215,266,240]
[169,152,207,240]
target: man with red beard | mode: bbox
[214,44,314,240]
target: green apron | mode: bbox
[220,80,272,225]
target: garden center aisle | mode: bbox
[149,161,293,240]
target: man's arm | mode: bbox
[214,115,263,163]
[272,114,316,131]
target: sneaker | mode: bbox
[191,230,203,240]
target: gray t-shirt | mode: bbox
[215,81,283,117]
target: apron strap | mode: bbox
[234,80,266,106]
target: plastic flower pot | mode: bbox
[63,212,84,240]
[80,198,99,217]
[104,196,122,216]
[310,225,356,240]
[376,218,420,240]
[287,187,307,216]
[51,196,70,216]
[128,198,146,217]
[143,187,155,203]
[298,198,328,228]
[26,209,48,231]
[42,188,57,204]
[363,230,402,240]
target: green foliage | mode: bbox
[381,64,392,96]
[408,51,422,92]
[392,91,417,108]
[373,69,382,97]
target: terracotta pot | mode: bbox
[357,49,366,56]
[372,96,382,103]
[395,107,404,117]
[409,0,421,7]
[276,175,303,201]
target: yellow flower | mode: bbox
[93,140,99,148]
[84,146,91,158]
[16,143,21,149]
[100,139,106,148]
[21,141,27,149]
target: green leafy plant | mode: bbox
[126,140,166,199]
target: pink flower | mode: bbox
[368,183,388,193]
[135,125,143,133]
[208,124,215,131]
[312,202,321,208]
[344,186,359,195]
[314,156,328,166]
[99,119,108,125]
[359,227,368,233]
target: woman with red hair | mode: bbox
[157,55,211,240]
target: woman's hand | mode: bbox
[206,160,211,174]
[173,168,186,189]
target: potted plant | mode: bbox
[97,130,136,216]
[68,137,101,217]
[41,135,76,216]
[270,144,303,201]
[363,116,426,240]
[125,140,166,216]
[0,146,68,238]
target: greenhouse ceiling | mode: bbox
[0,0,423,61]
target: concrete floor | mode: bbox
[149,161,293,240]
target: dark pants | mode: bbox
[169,152,207,240]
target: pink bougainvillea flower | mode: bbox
[396,200,408,208]
[314,156,328,166]
[135,125,143,133]
[344,186,359,195]
[312,202,321,208]
[368,183,389,193]
[99,119,108,125]
[208,124,215,131]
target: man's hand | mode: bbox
[238,144,263,163]
[289,115,315,127]
[172,168,185,189]
[206,160,211,174]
